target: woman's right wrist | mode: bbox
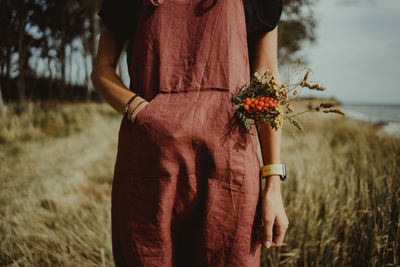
[128,97,147,123]
[124,94,140,120]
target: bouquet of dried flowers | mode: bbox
[231,68,345,135]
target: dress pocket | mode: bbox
[133,92,162,126]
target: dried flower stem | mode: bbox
[231,64,345,134]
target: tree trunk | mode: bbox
[0,82,5,116]
[90,3,100,67]
[79,0,101,101]
[5,42,12,80]
[82,34,91,101]
[59,1,68,98]
[16,3,28,104]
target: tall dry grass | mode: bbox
[0,101,116,144]
[261,101,400,266]
[0,100,399,266]
[1,101,119,266]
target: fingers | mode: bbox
[263,218,274,249]
[272,219,289,246]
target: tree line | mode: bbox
[0,0,318,104]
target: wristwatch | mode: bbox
[260,162,287,181]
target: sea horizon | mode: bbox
[340,101,400,137]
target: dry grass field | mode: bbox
[0,99,399,266]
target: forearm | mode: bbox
[91,65,136,116]
[251,26,283,188]
[91,26,144,120]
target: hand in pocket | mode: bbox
[129,100,150,124]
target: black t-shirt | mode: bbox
[98,0,283,69]
[242,0,283,68]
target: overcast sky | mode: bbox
[296,0,400,105]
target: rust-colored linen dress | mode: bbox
[98,0,282,266]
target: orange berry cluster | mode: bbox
[242,96,277,113]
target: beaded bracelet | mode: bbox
[124,94,139,120]
[128,100,147,123]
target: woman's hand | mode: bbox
[261,175,289,249]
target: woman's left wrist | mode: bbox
[264,175,282,190]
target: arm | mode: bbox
[90,26,148,121]
[252,26,282,188]
[251,25,289,249]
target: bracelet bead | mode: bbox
[124,94,139,119]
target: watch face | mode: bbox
[282,163,287,180]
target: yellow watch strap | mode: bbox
[261,163,284,178]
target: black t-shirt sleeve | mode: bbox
[97,0,142,41]
[243,0,283,69]
[243,0,283,41]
